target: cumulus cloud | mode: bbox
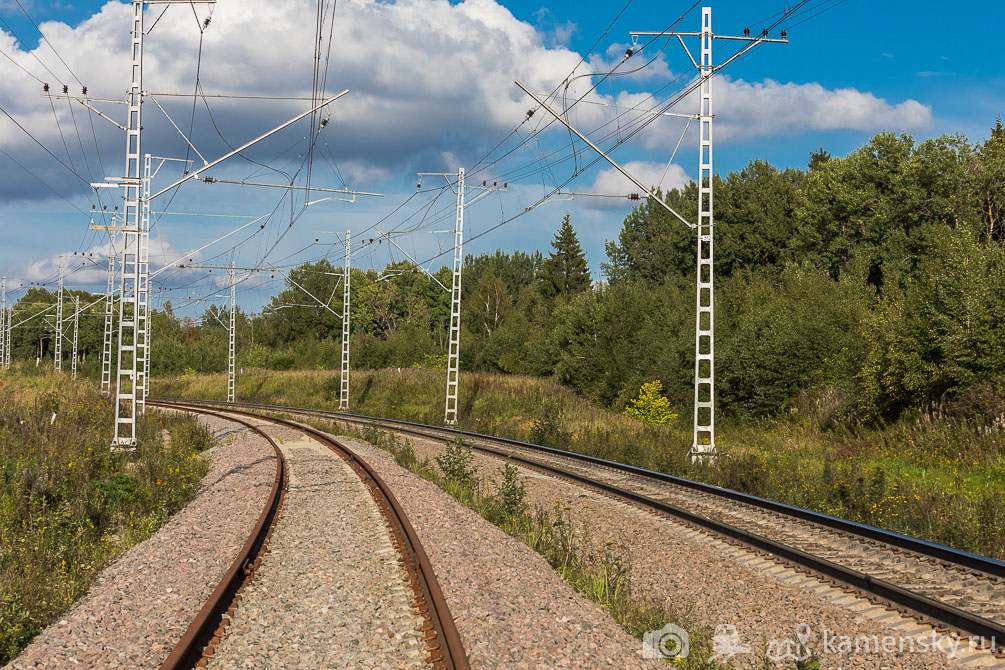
[636,76,932,150]
[579,160,690,209]
[0,0,933,209]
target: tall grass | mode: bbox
[155,368,1005,559]
[0,365,212,663]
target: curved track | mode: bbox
[157,398,1005,656]
[153,400,469,670]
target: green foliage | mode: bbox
[530,401,571,448]
[497,462,527,518]
[434,439,479,491]
[0,369,211,663]
[624,380,677,425]
[537,213,592,298]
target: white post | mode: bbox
[71,294,79,378]
[101,253,115,391]
[339,231,351,411]
[691,7,716,460]
[55,257,64,371]
[228,261,236,403]
[113,0,144,447]
[444,169,464,426]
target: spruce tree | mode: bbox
[538,213,591,298]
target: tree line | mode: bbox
[10,120,1004,425]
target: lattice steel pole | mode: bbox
[692,7,716,460]
[627,9,787,460]
[444,169,465,426]
[71,294,79,378]
[113,0,144,446]
[101,253,115,391]
[136,154,151,416]
[3,306,9,369]
[0,276,5,371]
[54,256,64,371]
[339,230,350,412]
[228,261,236,404]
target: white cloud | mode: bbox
[0,0,934,208]
[636,76,932,150]
[581,160,691,208]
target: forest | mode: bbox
[9,121,1005,428]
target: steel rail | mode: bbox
[162,401,470,670]
[154,403,287,670]
[155,397,1005,652]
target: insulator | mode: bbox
[43,83,49,92]
[493,182,497,186]
[744,27,750,37]
[762,28,768,37]
[526,109,534,120]
[483,181,487,186]
[62,84,68,94]
[203,16,211,28]
[82,86,87,95]
[504,183,507,188]
[781,30,787,38]
[625,47,634,58]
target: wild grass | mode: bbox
[155,368,1005,559]
[0,365,212,663]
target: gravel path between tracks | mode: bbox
[345,422,1001,670]
[291,428,663,670]
[205,425,428,670]
[4,415,276,670]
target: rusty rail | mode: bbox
[153,403,287,670]
[159,401,469,670]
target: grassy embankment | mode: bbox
[156,368,1005,559]
[1,365,213,663]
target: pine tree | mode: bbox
[538,213,591,298]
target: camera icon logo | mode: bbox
[642,623,690,659]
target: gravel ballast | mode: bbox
[333,421,1005,670]
[4,415,276,670]
[205,425,428,670]
[316,432,662,670]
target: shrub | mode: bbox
[434,439,479,491]
[624,380,677,425]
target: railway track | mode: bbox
[152,401,469,670]
[157,397,1005,657]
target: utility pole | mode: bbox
[228,261,236,404]
[445,169,464,426]
[136,154,151,417]
[629,9,787,460]
[415,170,504,425]
[3,306,9,369]
[110,0,145,447]
[0,277,5,371]
[339,231,350,411]
[71,295,79,378]
[54,256,64,371]
[101,254,115,391]
[521,8,785,459]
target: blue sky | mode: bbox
[0,0,1002,317]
